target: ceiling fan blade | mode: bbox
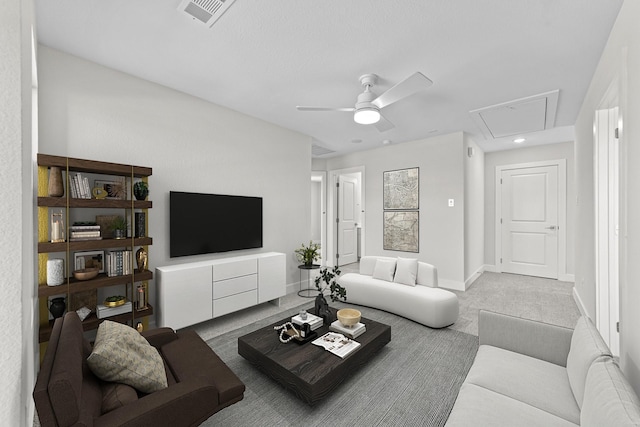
[296,106,355,112]
[371,72,433,109]
[374,113,395,132]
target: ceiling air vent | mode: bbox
[178,0,236,27]
[312,144,335,157]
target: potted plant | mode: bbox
[295,241,321,266]
[133,181,149,201]
[110,216,128,239]
[313,265,347,324]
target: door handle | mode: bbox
[545,226,557,230]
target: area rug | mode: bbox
[202,303,478,427]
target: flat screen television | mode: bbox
[170,191,263,258]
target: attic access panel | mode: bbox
[470,90,559,139]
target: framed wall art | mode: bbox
[383,167,419,210]
[73,250,105,273]
[383,211,419,253]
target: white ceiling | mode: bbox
[34,0,623,157]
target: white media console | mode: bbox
[156,252,286,329]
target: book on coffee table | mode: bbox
[312,332,361,358]
[291,312,323,331]
[329,320,366,339]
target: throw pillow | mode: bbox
[417,262,438,287]
[87,320,168,394]
[393,257,418,286]
[372,258,396,282]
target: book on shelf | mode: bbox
[105,250,132,277]
[69,173,91,199]
[312,332,361,358]
[291,312,324,331]
[329,320,366,339]
[97,301,132,319]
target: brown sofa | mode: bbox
[34,312,245,427]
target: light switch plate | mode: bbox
[448,199,454,207]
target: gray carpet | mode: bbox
[450,271,581,336]
[202,302,478,427]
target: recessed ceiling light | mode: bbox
[513,138,526,143]
[382,139,392,145]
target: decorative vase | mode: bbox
[46,259,64,286]
[135,212,146,237]
[314,293,331,325]
[48,166,64,197]
[49,297,66,319]
[133,182,149,201]
[136,247,148,272]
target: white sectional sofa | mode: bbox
[446,310,640,426]
[339,256,459,328]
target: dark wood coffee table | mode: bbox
[238,309,391,405]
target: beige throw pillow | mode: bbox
[372,258,397,282]
[393,257,418,286]
[87,320,168,394]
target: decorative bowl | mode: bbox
[104,295,126,307]
[73,267,99,281]
[337,308,361,327]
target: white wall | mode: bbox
[463,135,485,285]
[574,0,640,395]
[37,46,313,318]
[321,133,467,289]
[310,180,321,242]
[484,141,575,276]
[1,0,36,424]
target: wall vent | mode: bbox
[312,144,335,157]
[178,0,236,27]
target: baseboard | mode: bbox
[573,287,589,318]
[559,273,575,282]
[464,265,485,290]
[439,279,466,292]
[483,264,498,273]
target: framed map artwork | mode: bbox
[383,167,419,210]
[383,211,419,253]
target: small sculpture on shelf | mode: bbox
[133,181,149,201]
[136,247,148,272]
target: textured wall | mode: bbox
[37,46,313,309]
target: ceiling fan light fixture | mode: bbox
[354,107,381,125]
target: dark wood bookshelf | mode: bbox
[39,304,154,343]
[38,196,152,209]
[38,270,153,297]
[38,237,153,253]
[37,153,153,343]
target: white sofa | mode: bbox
[339,256,459,328]
[446,310,640,426]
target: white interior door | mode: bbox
[337,174,358,266]
[501,165,559,278]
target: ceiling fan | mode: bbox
[296,72,433,132]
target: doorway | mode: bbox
[495,160,567,279]
[327,167,365,267]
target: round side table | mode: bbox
[298,264,321,297]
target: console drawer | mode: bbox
[213,274,257,299]
[213,259,257,281]
[213,290,258,317]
